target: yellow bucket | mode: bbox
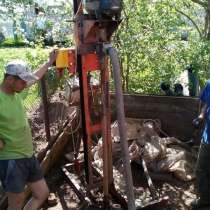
[56,48,70,68]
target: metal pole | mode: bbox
[73,0,89,183]
[77,54,90,183]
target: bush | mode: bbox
[0,37,26,47]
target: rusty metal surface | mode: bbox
[61,166,90,205]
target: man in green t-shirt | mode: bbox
[0,50,58,210]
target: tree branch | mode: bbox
[175,7,203,38]
[191,0,208,8]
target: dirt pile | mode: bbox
[28,91,74,153]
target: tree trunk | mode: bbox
[204,1,210,39]
[13,19,18,43]
[125,53,130,92]
[121,58,126,91]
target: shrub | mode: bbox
[0,37,26,47]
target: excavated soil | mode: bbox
[28,92,74,153]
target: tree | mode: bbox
[0,0,73,46]
[0,0,34,42]
[113,0,210,94]
[189,0,210,39]
[173,0,210,87]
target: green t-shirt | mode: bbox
[0,91,33,159]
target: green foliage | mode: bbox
[0,37,26,47]
[0,0,73,47]
[24,46,68,98]
[0,0,34,43]
[1,0,210,97]
[113,0,210,94]
[24,47,48,70]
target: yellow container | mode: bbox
[56,48,70,68]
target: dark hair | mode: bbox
[4,73,21,80]
[174,83,183,92]
[160,82,170,91]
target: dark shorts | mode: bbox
[0,156,43,193]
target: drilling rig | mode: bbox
[55,1,170,209]
[56,0,136,209]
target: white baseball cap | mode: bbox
[5,59,38,84]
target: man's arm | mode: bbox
[0,139,5,150]
[193,101,207,128]
[34,49,58,81]
[198,102,207,120]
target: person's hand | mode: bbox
[0,139,5,150]
[129,141,140,161]
[192,117,203,129]
[48,49,58,65]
